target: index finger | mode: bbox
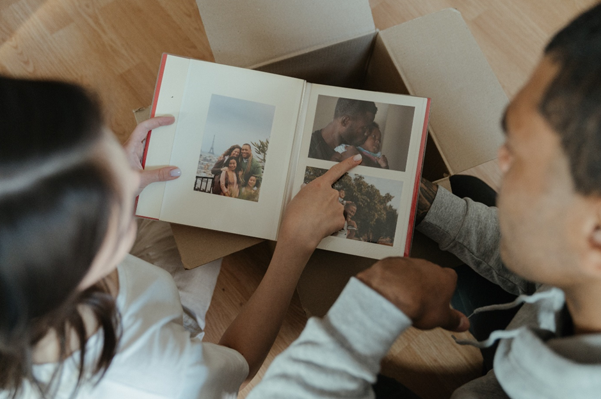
[317,154,362,186]
[130,116,176,143]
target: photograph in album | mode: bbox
[193,94,274,202]
[138,54,430,255]
[303,167,403,246]
[308,95,415,172]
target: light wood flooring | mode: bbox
[1,1,597,398]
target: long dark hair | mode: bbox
[0,77,121,397]
[221,144,242,159]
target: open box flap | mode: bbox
[195,0,375,68]
[379,8,508,175]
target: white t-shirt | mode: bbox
[7,255,248,399]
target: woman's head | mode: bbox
[228,158,238,170]
[0,76,131,394]
[247,175,257,188]
[224,144,242,159]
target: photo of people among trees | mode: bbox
[193,94,274,202]
[303,167,402,245]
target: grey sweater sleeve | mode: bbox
[417,186,535,296]
[247,278,412,399]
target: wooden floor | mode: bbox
[1,1,596,398]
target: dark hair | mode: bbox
[0,77,120,397]
[369,121,381,132]
[540,2,601,195]
[334,98,378,120]
[221,144,242,158]
[228,157,238,167]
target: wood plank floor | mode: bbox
[1,1,596,398]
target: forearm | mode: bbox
[418,186,535,295]
[218,238,313,382]
[248,278,411,398]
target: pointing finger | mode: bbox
[318,154,362,186]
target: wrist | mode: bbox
[416,179,438,225]
[277,230,318,256]
[355,259,424,322]
[356,272,419,321]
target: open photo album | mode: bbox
[136,54,430,259]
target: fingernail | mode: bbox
[353,154,362,162]
[170,168,181,177]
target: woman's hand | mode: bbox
[279,154,362,252]
[219,156,362,383]
[124,116,181,196]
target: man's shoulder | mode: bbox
[309,129,335,160]
[311,129,323,141]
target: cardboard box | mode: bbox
[138,0,508,316]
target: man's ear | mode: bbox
[585,201,601,276]
[340,115,351,127]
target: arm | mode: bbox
[251,159,263,187]
[248,258,468,398]
[211,158,225,175]
[346,219,357,239]
[220,170,228,195]
[218,154,363,383]
[378,154,389,169]
[417,179,535,295]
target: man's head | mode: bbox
[497,3,601,289]
[339,189,345,199]
[241,143,252,159]
[334,98,377,147]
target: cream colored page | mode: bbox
[290,84,429,259]
[137,56,190,218]
[158,59,305,240]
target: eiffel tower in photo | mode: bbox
[208,134,216,155]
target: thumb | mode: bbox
[140,166,181,189]
[442,309,470,333]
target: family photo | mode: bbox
[194,94,275,202]
[308,95,415,171]
[303,167,403,245]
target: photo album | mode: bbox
[136,54,430,259]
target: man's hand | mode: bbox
[279,154,362,251]
[416,178,438,225]
[356,257,469,332]
[124,116,181,196]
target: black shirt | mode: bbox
[309,129,337,161]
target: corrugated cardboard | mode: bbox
[138,2,507,313]
[195,0,375,69]
[373,11,507,174]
